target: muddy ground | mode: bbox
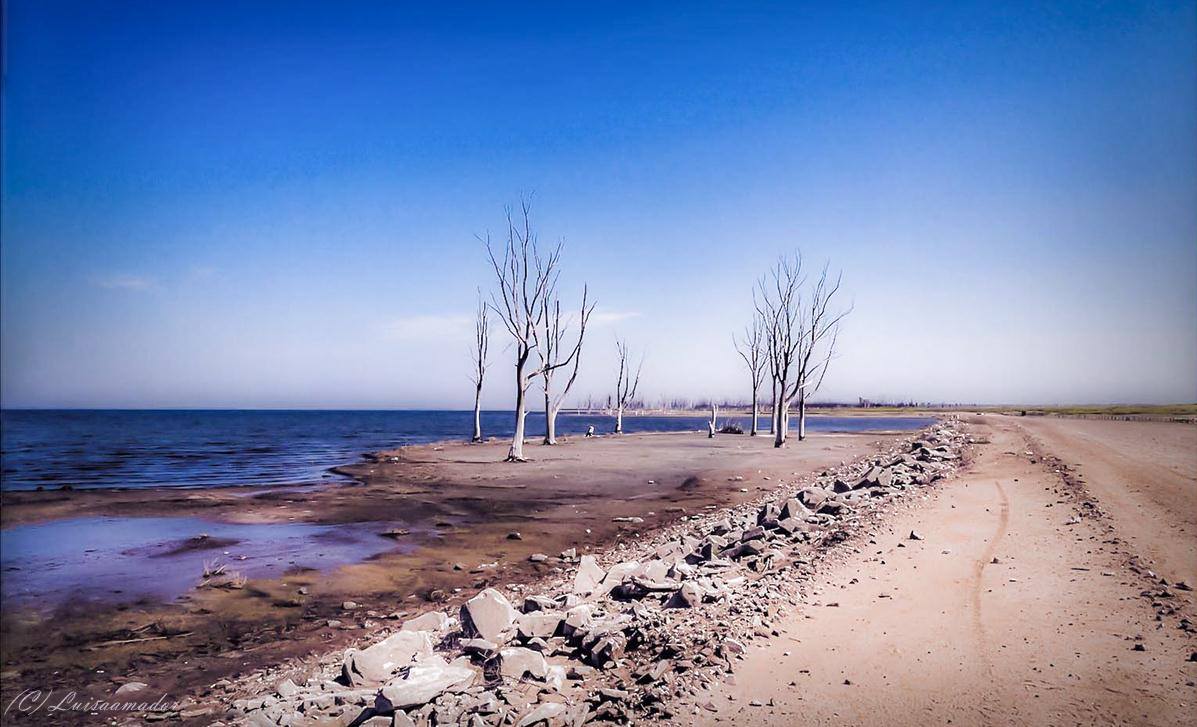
[0,429,902,721]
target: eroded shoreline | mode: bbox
[216,421,971,726]
[1,428,908,723]
[219,416,1196,727]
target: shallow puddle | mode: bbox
[0,516,413,610]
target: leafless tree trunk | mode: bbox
[793,264,849,440]
[755,253,804,448]
[734,316,766,436]
[469,290,489,443]
[767,375,776,435]
[485,200,589,462]
[538,290,595,445]
[755,254,849,447]
[613,339,642,434]
[707,402,718,438]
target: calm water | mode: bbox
[0,410,934,491]
[0,516,408,608]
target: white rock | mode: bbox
[563,604,595,634]
[499,647,548,680]
[543,664,567,693]
[400,611,449,633]
[375,664,476,711]
[460,588,518,643]
[276,678,300,698]
[636,559,669,582]
[343,630,433,686]
[515,611,563,639]
[668,582,703,608]
[573,555,606,595]
[780,498,811,520]
[596,560,641,593]
[114,681,149,696]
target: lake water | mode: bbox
[0,410,935,609]
[0,516,407,608]
[0,410,935,491]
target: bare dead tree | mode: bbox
[707,402,718,438]
[755,253,805,447]
[485,200,588,462]
[767,376,777,434]
[765,330,777,435]
[538,288,595,445]
[733,315,766,436]
[613,339,643,434]
[793,264,850,440]
[469,289,489,443]
[755,254,850,446]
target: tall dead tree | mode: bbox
[485,200,588,462]
[613,339,642,434]
[469,289,489,443]
[538,288,595,445]
[793,264,849,440]
[755,253,805,447]
[767,374,777,434]
[756,253,849,446]
[765,333,777,435]
[733,315,766,436]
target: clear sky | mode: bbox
[2,0,1195,409]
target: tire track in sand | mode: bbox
[972,480,1010,664]
[969,478,1010,725]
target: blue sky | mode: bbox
[2,0,1195,408]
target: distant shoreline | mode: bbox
[0,411,934,493]
[1,403,1191,415]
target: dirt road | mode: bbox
[712,416,1197,726]
[1017,416,1197,587]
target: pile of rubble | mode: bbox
[235,421,970,726]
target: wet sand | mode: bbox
[0,428,905,721]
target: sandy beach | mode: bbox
[1,415,1194,724]
[202,414,1195,727]
[0,427,908,721]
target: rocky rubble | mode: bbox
[233,420,970,726]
